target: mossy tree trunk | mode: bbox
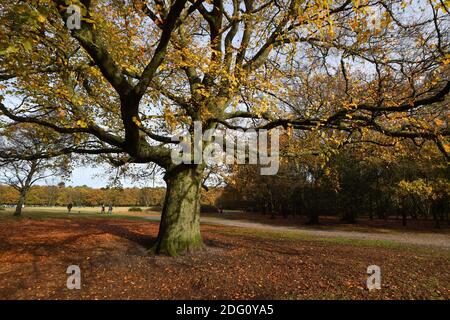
[153,165,203,256]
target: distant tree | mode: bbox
[0,125,70,216]
[139,187,165,207]
[0,185,18,205]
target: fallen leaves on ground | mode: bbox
[0,218,448,300]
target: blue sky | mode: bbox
[67,166,165,188]
[69,166,113,188]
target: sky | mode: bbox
[35,166,123,188]
[67,166,165,188]
[69,166,113,188]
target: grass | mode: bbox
[1,207,448,256]
[204,212,450,235]
[0,206,160,221]
[217,227,450,256]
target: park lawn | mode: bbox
[0,206,160,221]
[216,227,450,255]
[203,212,450,235]
[0,212,448,300]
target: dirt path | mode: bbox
[144,216,450,249]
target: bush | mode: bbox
[145,206,163,212]
[128,207,142,212]
[200,205,219,213]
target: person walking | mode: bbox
[101,204,105,214]
[108,203,113,215]
[67,202,73,214]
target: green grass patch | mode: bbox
[216,227,450,256]
[0,209,148,222]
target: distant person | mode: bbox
[67,203,73,214]
[108,204,113,215]
[101,204,105,214]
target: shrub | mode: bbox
[200,205,219,213]
[128,207,142,212]
[145,206,163,212]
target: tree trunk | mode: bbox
[14,190,26,217]
[153,166,203,256]
[342,210,357,224]
[281,204,287,219]
[307,209,319,224]
[432,211,440,229]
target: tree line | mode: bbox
[0,185,166,208]
[218,137,450,228]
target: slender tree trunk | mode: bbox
[307,208,319,225]
[14,190,26,217]
[342,211,356,224]
[281,204,287,219]
[307,211,319,224]
[153,166,203,256]
[12,161,36,217]
[429,201,441,228]
[432,210,440,229]
[342,199,357,223]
